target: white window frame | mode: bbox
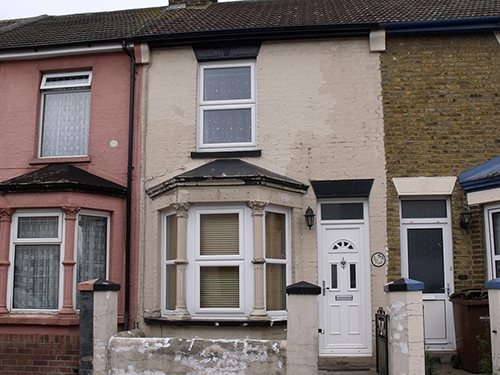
[263,205,291,319]
[8,210,65,312]
[39,71,92,158]
[197,60,257,152]
[186,205,254,318]
[161,209,177,315]
[485,204,500,280]
[73,210,110,308]
[399,198,452,280]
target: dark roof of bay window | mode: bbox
[0,164,127,197]
[1,0,500,50]
[146,159,309,197]
[459,156,500,193]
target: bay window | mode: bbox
[10,209,109,312]
[162,204,290,319]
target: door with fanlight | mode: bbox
[318,201,371,355]
[400,199,455,350]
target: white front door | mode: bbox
[318,202,371,356]
[400,199,455,350]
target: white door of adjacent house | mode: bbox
[318,202,371,356]
[400,199,455,350]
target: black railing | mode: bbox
[375,307,389,375]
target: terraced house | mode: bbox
[0,0,500,373]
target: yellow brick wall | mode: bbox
[381,33,500,290]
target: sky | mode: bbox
[2,0,173,20]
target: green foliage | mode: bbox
[425,351,436,375]
[477,331,493,375]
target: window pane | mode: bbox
[203,108,252,144]
[321,203,364,220]
[77,215,107,283]
[265,212,286,259]
[76,215,107,309]
[331,264,338,289]
[200,214,239,256]
[493,213,500,256]
[408,228,444,293]
[350,264,357,289]
[200,266,239,308]
[166,264,177,310]
[44,74,91,88]
[266,264,286,311]
[166,215,177,260]
[41,91,91,157]
[204,67,251,101]
[13,245,60,309]
[401,200,447,219]
[18,216,58,238]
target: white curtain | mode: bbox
[76,215,107,309]
[41,91,90,157]
[14,245,60,309]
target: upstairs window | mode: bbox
[39,71,92,158]
[198,61,256,151]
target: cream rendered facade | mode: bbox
[139,37,386,357]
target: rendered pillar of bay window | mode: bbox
[485,278,500,372]
[60,206,80,314]
[171,203,191,319]
[0,208,14,313]
[248,200,269,319]
[385,278,425,375]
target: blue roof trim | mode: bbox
[459,156,500,193]
[381,16,500,35]
[485,278,500,290]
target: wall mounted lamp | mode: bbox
[460,208,472,229]
[304,206,315,230]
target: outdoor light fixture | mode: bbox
[304,206,315,230]
[460,208,472,229]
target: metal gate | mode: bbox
[375,307,388,375]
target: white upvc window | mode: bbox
[264,206,291,317]
[197,61,256,151]
[164,204,291,319]
[75,211,109,309]
[39,71,92,158]
[188,206,252,317]
[9,211,64,311]
[162,211,177,313]
[485,204,500,279]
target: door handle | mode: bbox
[441,283,450,297]
[322,280,330,296]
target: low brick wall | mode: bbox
[108,337,286,375]
[0,333,79,375]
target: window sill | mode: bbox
[191,150,261,159]
[144,317,286,327]
[29,156,91,165]
[0,313,80,326]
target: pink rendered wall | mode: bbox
[0,52,132,185]
[0,48,143,332]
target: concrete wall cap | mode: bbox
[78,278,121,292]
[286,281,321,295]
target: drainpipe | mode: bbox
[121,40,136,331]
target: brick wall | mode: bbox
[381,33,500,289]
[0,334,79,375]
